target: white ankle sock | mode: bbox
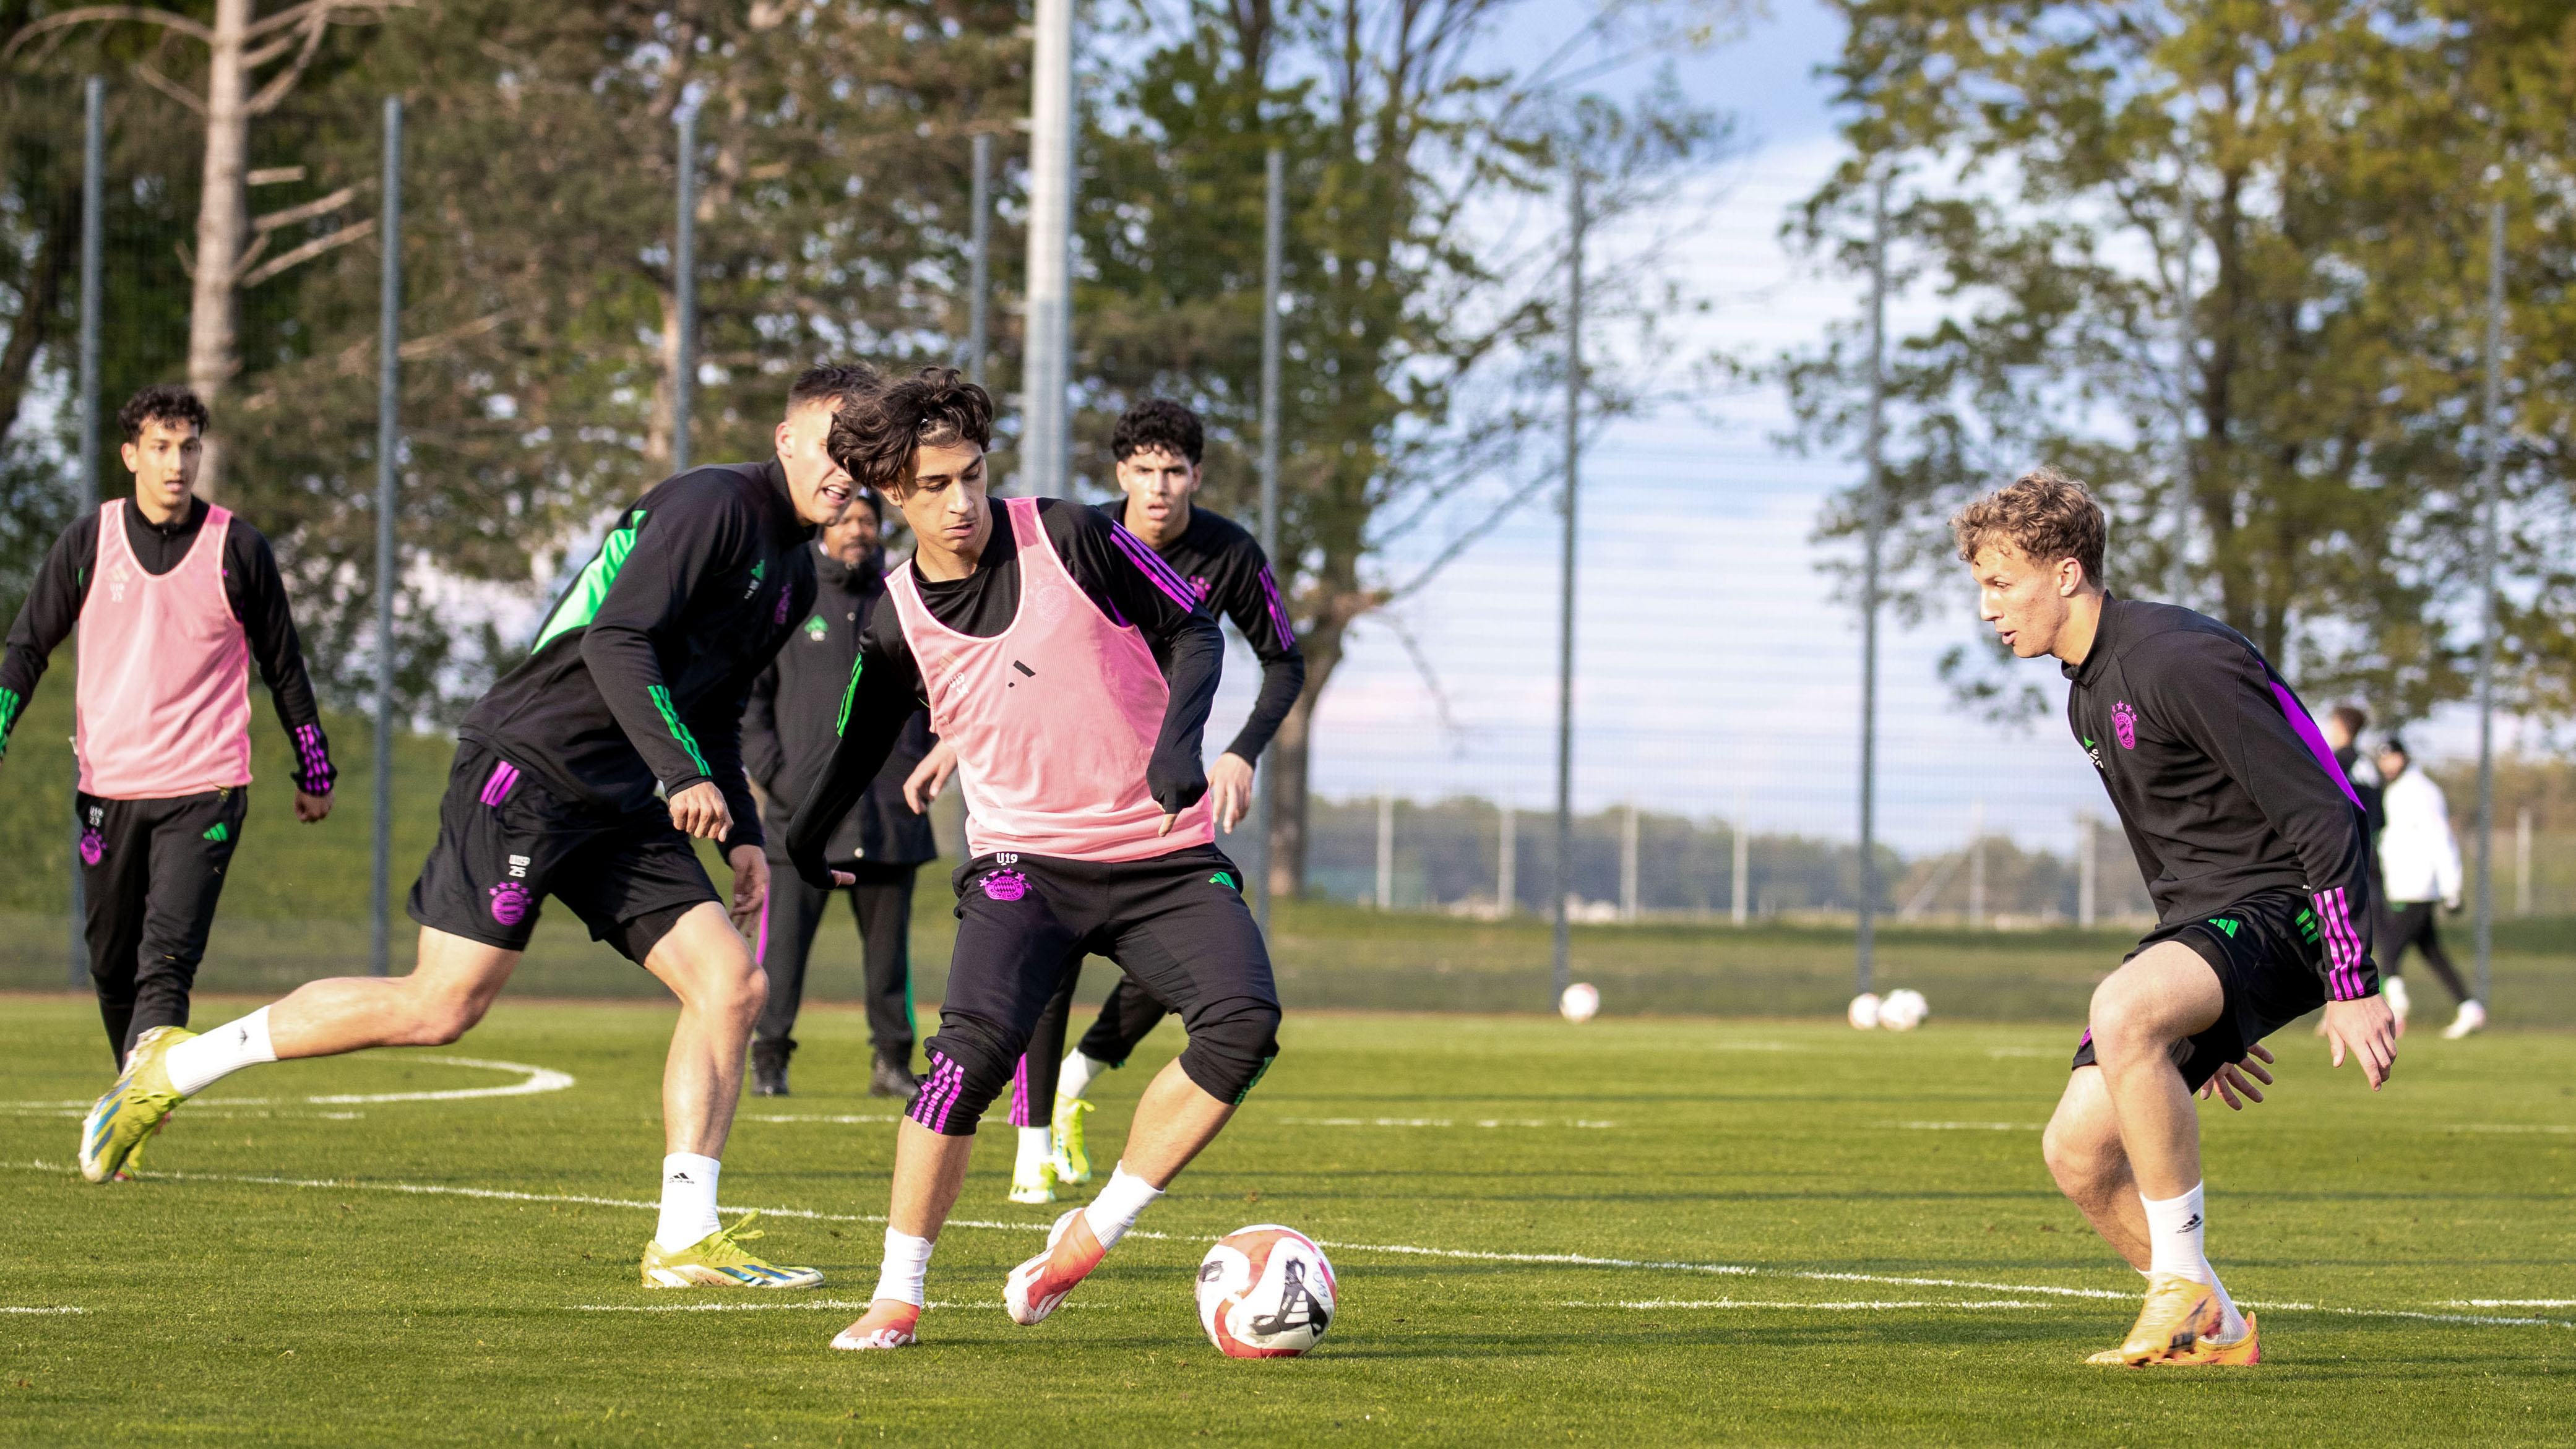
[874,1228,934,1308]
[2142,1182,2246,1339]
[1058,1051,1106,1101]
[653,1153,722,1252]
[1015,1125,1053,1174]
[1081,1164,1163,1250]
[163,1008,277,1096]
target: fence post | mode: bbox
[1497,799,1515,917]
[369,95,403,976]
[68,76,105,989]
[1375,794,1394,910]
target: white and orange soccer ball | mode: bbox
[1559,982,1600,1023]
[1195,1224,1337,1358]
[1847,992,1882,1029]
[1878,987,1929,1031]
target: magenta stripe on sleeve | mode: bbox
[1108,525,1199,611]
[1257,567,1294,649]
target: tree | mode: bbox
[1076,0,1728,895]
[9,0,413,498]
[1785,1,2576,729]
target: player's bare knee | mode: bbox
[397,984,488,1046]
[1176,997,1280,1105]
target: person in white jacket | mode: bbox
[2374,738,2484,1038]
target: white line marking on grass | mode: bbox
[744,1114,903,1125]
[1,1306,83,1315]
[9,1161,2560,1331]
[2454,1299,2576,1307]
[1279,1118,1619,1129]
[1566,1299,2050,1312]
[1893,1122,2044,1132]
[198,1056,575,1106]
[570,1300,1068,1314]
[2449,1124,2575,1135]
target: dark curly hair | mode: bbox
[1111,398,1204,465]
[827,366,993,494]
[117,384,208,443]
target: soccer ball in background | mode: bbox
[1197,1225,1337,1359]
[1877,988,1929,1031]
[1847,992,1882,1030]
[1559,982,1600,1023]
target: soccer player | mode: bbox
[1,385,336,1082]
[2372,737,2481,1038]
[928,398,1303,1203]
[743,476,939,1101]
[788,367,1278,1351]
[77,366,873,1291]
[1958,467,2396,1367]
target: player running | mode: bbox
[790,368,1278,1351]
[907,398,1303,1203]
[78,366,874,1291]
[2,385,336,1087]
[1959,467,2396,1367]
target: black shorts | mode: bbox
[919,845,1278,1129]
[2071,887,2330,1091]
[407,740,718,964]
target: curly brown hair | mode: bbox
[116,384,208,442]
[1952,466,2106,585]
[826,366,993,494]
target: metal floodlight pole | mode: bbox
[1022,0,1075,497]
[672,106,697,475]
[1856,173,1890,997]
[2473,194,2505,1007]
[69,76,105,988]
[1252,145,1285,930]
[1550,169,1585,1005]
[369,97,403,978]
[967,132,993,384]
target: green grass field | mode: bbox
[4,995,2570,1445]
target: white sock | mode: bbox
[2142,1182,2246,1340]
[1080,1164,1164,1250]
[162,1007,277,1096]
[653,1153,723,1252]
[1058,1051,1106,1101]
[1015,1125,1053,1175]
[872,1228,933,1309]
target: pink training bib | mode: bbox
[887,496,1215,862]
[75,499,254,799]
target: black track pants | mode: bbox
[756,859,919,1058]
[77,787,249,1066]
[2382,900,2471,1005]
[1011,969,1175,1125]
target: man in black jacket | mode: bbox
[80,366,879,1293]
[744,492,938,1101]
[1959,467,2394,1370]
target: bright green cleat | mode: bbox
[640,1212,822,1289]
[1050,1095,1095,1185]
[80,1026,191,1184]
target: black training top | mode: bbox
[1100,498,1304,763]
[2064,595,2379,1000]
[463,460,816,856]
[0,497,335,794]
[784,497,1223,887]
[743,543,938,867]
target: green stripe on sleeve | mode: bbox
[835,656,863,736]
[530,509,647,656]
[647,684,711,776]
[0,687,20,759]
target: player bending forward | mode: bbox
[1960,468,2397,1367]
[789,368,1278,1351]
[80,368,877,1290]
